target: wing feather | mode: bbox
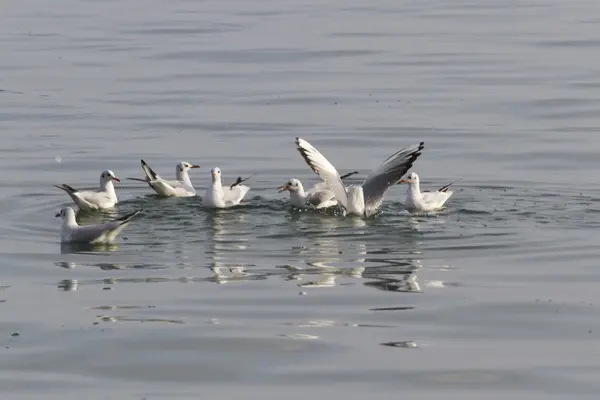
[306,189,336,207]
[361,142,425,213]
[294,137,348,210]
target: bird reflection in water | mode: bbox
[60,242,121,255]
[57,242,122,270]
[205,210,265,285]
[281,213,370,288]
[362,258,422,293]
[287,210,427,293]
[57,279,78,291]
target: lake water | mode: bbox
[1,0,600,398]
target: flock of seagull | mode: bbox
[53,137,459,245]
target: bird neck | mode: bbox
[177,170,193,186]
[101,180,118,200]
[211,177,222,190]
[290,189,306,202]
[408,181,421,197]
[64,213,78,228]
[294,184,307,198]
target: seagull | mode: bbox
[54,169,120,211]
[398,172,460,213]
[127,159,200,197]
[277,171,359,209]
[203,167,252,208]
[55,207,141,244]
[294,137,424,217]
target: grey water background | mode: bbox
[1,0,600,398]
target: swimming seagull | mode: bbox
[277,171,359,209]
[54,169,120,211]
[126,159,200,197]
[55,207,141,244]
[398,172,460,213]
[294,137,424,217]
[203,167,252,208]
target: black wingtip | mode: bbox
[125,177,149,182]
[414,141,425,156]
[397,142,426,179]
[438,176,462,192]
[116,209,142,223]
[54,184,77,194]
[140,159,158,180]
[340,170,359,180]
[414,142,425,157]
[295,137,321,176]
[230,174,255,189]
[230,177,243,189]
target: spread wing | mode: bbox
[361,142,424,213]
[294,137,348,210]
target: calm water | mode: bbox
[1,0,600,398]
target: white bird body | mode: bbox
[203,167,251,209]
[127,160,199,197]
[294,137,425,217]
[278,171,358,209]
[56,207,141,244]
[399,172,457,213]
[54,170,120,211]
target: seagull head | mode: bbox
[55,207,76,221]
[398,172,419,186]
[178,162,200,173]
[278,178,302,193]
[210,167,221,182]
[100,169,120,183]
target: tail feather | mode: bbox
[115,209,142,224]
[54,184,78,194]
[438,177,463,193]
[340,170,359,180]
[125,177,149,183]
[140,159,158,181]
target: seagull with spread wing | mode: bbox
[294,137,424,217]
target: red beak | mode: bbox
[113,177,121,182]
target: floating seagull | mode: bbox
[54,169,120,211]
[127,159,200,197]
[398,172,460,213]
[55,207,141,244]
[277,171,359,209]
[203,167,252,208]
[295,137,424,217]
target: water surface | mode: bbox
[2,0,600,398]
